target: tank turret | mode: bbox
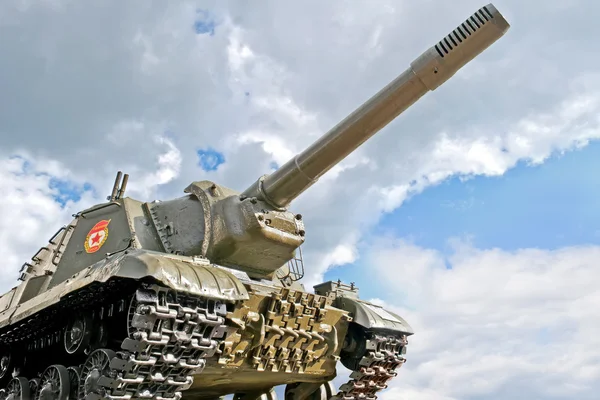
[0,5,510,400]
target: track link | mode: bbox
[332,333,408,400]
[81,284,231,399]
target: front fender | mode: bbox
[96,250,250,301]
[2,250,249,330]
[334,297,414,335]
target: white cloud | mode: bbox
[0,131,182,282]
[0,155,95,288]
[372,89,600,217]
[133,135,183,198]
[367,238,600,399]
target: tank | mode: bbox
[0,4,510,400]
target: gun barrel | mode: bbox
[243,4,510,209]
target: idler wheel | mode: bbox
[37,365,70,400]
[339,323,369,371]
[64,315,93,355]
[66,367,80,400]
[78,349,116,399]
[5,377,30,400]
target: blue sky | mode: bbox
[8,154,94,208]
[194,9,217,35]
[324,142,600,298]
[197,148,225,171]
[49,178,93,207]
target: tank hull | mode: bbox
[0,250,407,399]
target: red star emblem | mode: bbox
[84,219,111,254]
[91,232,102,245]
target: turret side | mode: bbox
[144,181,305,279]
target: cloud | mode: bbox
[48,178,93,207]
[0,131,182,286]
[366,238,600,400]
[0,154,96,288]
[134,135,183,196]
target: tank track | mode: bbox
[332,333,408,400]
[0,280,232,400]
[0,278,407,399]
[84,284,229,399]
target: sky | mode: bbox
[1,0,599,399]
